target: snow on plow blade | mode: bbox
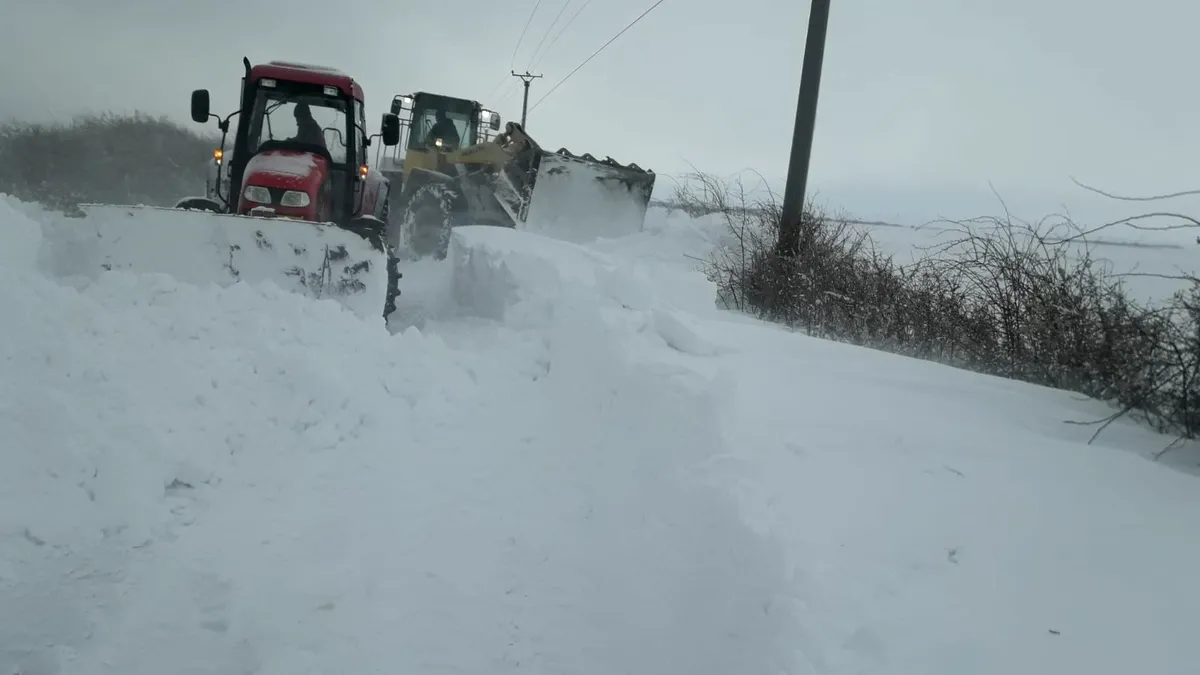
[50,204,390,319]
[520,149,655,244]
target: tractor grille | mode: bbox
[265,186,289,204]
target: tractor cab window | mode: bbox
[246,88,350,164]
[354,100,366,160]
[408,98,475,151]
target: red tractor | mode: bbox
[183,58,402,230]
[180,57,404,314]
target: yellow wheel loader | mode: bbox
[376,91,656,259]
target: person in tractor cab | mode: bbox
[291,102,326,148]
[427,109,460,148]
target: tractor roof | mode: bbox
[250,61,364,101]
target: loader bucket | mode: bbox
[519,149,656,244]
[43,204,392,320]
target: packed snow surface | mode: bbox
[3,194,1200,674]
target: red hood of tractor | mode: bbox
[241,149,329,194]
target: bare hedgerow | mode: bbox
[678,170,1200,446]
[0,112,219,211]
[674,172,879,335]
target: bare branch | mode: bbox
[1070,176,1200,202]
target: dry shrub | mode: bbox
[674,171,1200,447]
[0,112,218,211]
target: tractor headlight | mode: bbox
[280,190,310,207]
[243,185,271,204]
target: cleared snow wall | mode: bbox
[34,204,390,321]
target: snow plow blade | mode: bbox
[48,204,392,320]
[520,148,656,244]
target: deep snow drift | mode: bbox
[4,195,1200,674]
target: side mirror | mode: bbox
[191,89,211,124]
[381,113,401,146]
[389,97,403,115]
[489,111,501,131]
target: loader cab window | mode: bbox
[246,85,350,164]
[408,96,476,151]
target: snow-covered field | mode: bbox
[851,216,1200,305]
[4,195,1200,674]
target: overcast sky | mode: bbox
[2,0,1196,225]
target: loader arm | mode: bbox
[443,140,513,167]
[443,122,540,172]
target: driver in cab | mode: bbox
[291,103,326,148]
[427,109,460,149]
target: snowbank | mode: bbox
[34,203,390,321]
[447,225,731,359]
[0,197,42,271]
[0,260,402,673]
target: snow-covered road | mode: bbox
[4,196,1200,674]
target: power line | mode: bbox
[510,0,544,71]
[530,0,595,72]
[496,77,524,104]
[485,72,511,101]
[528,0,665,113]
[527,0,573,71]
[487,0,544,101]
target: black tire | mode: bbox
[402,182,456,260]
[384,182,405,250]
[342,216,387,253]
[381,193,401,320]
[383,254,402,321]
[340,214,401,321]
[175,196,224,213]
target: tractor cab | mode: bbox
[378,92,500,175]
[188,59,401,224]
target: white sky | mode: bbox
[2,0,1197,225]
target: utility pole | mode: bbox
[778,0,832,257]
[511,70,543,128]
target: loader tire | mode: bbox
[403,183,455,260]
